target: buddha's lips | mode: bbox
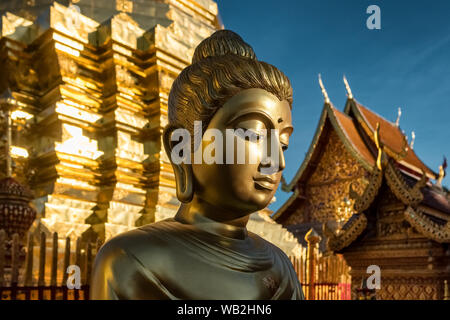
[253,176,276,191]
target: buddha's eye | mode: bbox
[281,144,288,151]
[233,119,267,143]
[235,128,266,142]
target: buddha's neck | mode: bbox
[175,197,250,237]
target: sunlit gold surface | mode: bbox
[187,88,292,217]
[0,1,220,240]
[283,130,369,224]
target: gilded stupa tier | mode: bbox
[0,0,220,241]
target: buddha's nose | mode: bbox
[260,141,285,174]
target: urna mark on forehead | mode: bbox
[219,88,293,132]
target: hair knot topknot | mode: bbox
[192,30,256,64]
[169,29,292,147]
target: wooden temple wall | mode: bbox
[0,228,351,300]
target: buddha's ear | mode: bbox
[163,125,194,203]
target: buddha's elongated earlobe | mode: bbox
[163,126,194,203]
[174,162,194,203]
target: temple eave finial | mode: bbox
[318,74,330,104]
[343,75,353,100]
[410,131,415,150]
[395,107,402,127]
[436,156,447,188]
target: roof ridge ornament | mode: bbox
[343,75,353,100]
[318,74,330,104]
[323,212,368,252]
[410,131,415,150]
[395,107,402,127]
[404,206,450,243]
[374,122,384,170]
[436,156,447,188]
[385,158,426,206]
[280,175,290,192]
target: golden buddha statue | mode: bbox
[90,30,304,300]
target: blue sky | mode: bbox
[217,0,450,212]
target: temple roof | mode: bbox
[421,187,450,215]
[331,105,375,168]
[280,102,375,194]
[282,98,438,195]
[345,100,437,179]
[274,95,445,223]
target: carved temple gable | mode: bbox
[284,129,369,225]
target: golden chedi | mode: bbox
[0,0,221,243]
[90,30,304,300]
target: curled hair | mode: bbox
[168,30,293,139]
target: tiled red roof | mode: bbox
[331,106,375,167]
[355,102,437,179]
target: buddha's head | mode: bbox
[163,30,293,219]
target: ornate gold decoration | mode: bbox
[307,130,368,185]
[1,12,33,38]
[404,206,450,243]
[349,122,383,213]
[323,212,368,252]
[336,198,353,223]
[349,168,382,213]
[437,160,446,188]
[109,13,145,49]
[51,2,99,43]
[438,166,445,185]
[305,227,322,244]
[373,122,384,170]
[116,0,133,13]
[58,55,78,75]
[385,158,427,206]
[284,130,369,224]
[0,177,36,240]
[115,65,135,88]
[352,275,440,300]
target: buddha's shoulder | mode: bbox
[95,219,182,265]
[247,231,291,259]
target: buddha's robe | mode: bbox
[90,217,304,300]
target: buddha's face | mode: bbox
[191,88,293,217]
